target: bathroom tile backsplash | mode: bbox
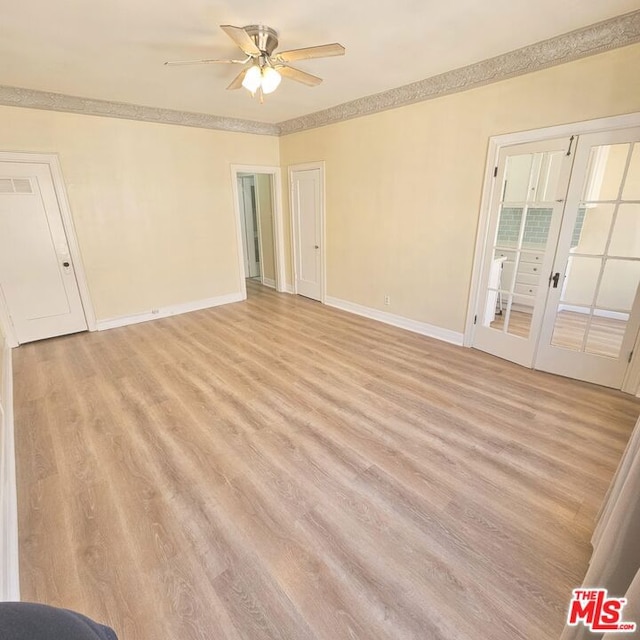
[496,207,586,249]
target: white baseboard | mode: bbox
[96,292,245,331]
[262,278,276,289]
[0,338,20,601]
[325,296,464,346]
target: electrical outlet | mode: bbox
[384,295,390,306]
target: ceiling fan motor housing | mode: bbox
[244,25,279,56]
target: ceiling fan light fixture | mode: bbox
[261,66,281,94]
[241,64,262,93]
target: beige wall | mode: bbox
[0,107,279,321]
[256,173,276,282]
[280,43,640,333]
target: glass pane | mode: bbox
[562,257,602,306]
[583,144,630,201]
[487,295,532,339]
[488,292,507,330]
[496,207,522,248]
[622,144,640,200]
[506,306,532,338]
[503,155,533,202]
[570,205,614,254]
[584,313,627,358]
[551,308,589,351]
[609,204,640,258]
[522,208,552,249]
[535,151,565,202]
[597,259,640,311]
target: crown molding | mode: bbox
[0,85,280,136]
[0,11,638,138]
[278,10,640,135]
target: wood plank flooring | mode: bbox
[13,281,640,640]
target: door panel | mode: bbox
[0,162,87,344]
[291,168,322,301]
[472,137,573,366]
[536,127,640,387]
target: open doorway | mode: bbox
[231,165,285,298]
[237,172,279,289]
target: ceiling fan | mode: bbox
[164,25,345,101]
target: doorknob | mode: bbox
[62,261,70,267]
[314,245,319,249]
[550,272,561,288]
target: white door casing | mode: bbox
[290,164,324,302]
[0,161,88,344]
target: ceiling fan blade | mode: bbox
[226,68,249,90]
[220,25,261,56]
[275,43,345,63]
[164,57,247,66]
[278,65,323,87]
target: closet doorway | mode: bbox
[470,119,640,390]
[231,165,285,297]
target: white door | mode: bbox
[473,137,574,367]
[291,167,323,301]
[238,175,261,278]
[536,127,640,387]
[0,162,87,344]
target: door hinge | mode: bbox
[493,166,498,178]
[474,314,478,325]
[629,350,634,363]
[566,135,575,156]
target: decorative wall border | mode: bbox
[278,10,640,134]
[0,10,638,137]
[0,86,280,136]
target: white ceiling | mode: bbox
[0,0,637,124]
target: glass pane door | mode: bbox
[536,127,640,388]
[472,137,573,367]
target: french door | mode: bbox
[473,127,640,389]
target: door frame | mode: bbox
[230,165,286,299]
[0,152,96,347]
[289,161,326,302]
[465,112,640,393]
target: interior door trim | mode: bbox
[0,152,96,347]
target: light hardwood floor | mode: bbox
[14,281,640,640]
